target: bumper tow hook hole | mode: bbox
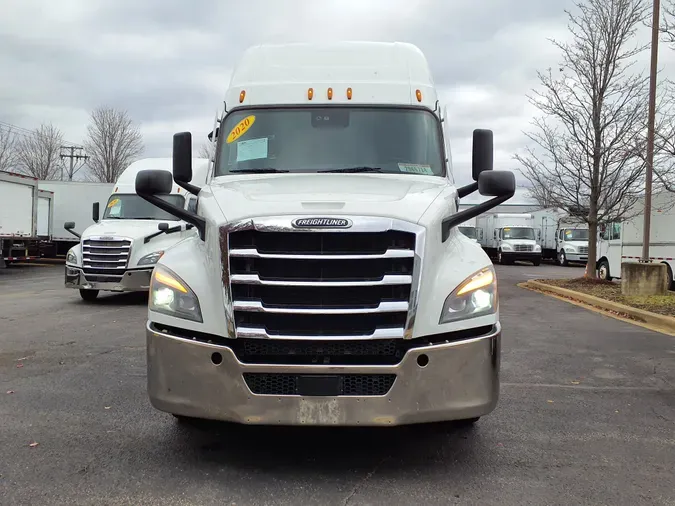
[211,352,223,365]
[417,354,429,368]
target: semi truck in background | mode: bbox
[531,208,589,266]
[132,41,516,428]
[476,212,541,265]
[597,192,675,290]
[63,157,210,300]
[37,181,114,257]
[0,171,43,267]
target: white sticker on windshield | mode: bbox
[236,137,268,162]
[398,163,434,175]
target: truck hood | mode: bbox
[207,174,450,223]
[81,219,180,241]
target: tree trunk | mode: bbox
[586,220,598,278]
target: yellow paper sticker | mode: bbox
[226,115,256,144]
[504,227,511,231]
[107,198,120,208]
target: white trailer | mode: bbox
[531,207,589,266]
[37,189,54,240]
[37,181,114,256]
[476,212,542,265]
[596,192,675,290]
[0,170,41,267]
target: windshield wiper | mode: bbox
[229,168,290,174]
[319,166,384,173]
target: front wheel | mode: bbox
[597,260,612,281]
[79,289,99,301]
[533,257,541,266]
[558,250,568,266]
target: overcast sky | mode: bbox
[2,0,674,188]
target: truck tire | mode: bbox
[597,259,612,281]
[665,263,674,291]
[79,289,99,301]
[533,257,541,266]
[558,250,568,266]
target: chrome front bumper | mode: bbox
[65,266,153,292]
[146,322,501,426]
[566,253,588,262]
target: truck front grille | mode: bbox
[224,224,418,339]
[514,244,533,252]
[579,246,589,255]
[82,238,130,281]
[243,373,396,396]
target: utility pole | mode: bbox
[59,145,88,181]
[642,0,660,262]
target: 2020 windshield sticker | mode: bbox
[236,137,268,162]
[398,163,434,175]
[226,115,256,144]
[107,198,120,208]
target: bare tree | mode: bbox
[515,0,653,278]
[653,83,675,192]
[662,0,675,43]
[0,125,18,173]
[198,142,216,161]
[15,123,64,180]
[84,106,144,183]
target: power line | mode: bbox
[60,145,89,181]
[0,120,83,148]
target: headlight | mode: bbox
[149,265,202,322]
[138,251,164,266]
[564,246,576,253]
[66,248,78,265]
[534,244,541,252]
[439,266,498,324]
[501,243,512,251]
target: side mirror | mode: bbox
[472,129,493,181]
[135,168,206,240]
[92,202,99,223]
[173,132,201,195]
[442,170,516,242]
[64,221,81,239]
[457,128,495,198]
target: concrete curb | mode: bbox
[522,280,675,335]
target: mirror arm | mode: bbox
[138,193,206,240]
[64,225,81,239]
[457,182,479,199]
[441,192,514,242]
[176,181,202,196]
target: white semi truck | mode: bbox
[597,192,675,290]
[37,181,114,257]
[531,207,589,266]
[0,170,43,267]
[132,42,516,428]
[64,157,209,300]
[476,212,542,265]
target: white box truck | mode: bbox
[63,157,210,300]
[531,207,589,266]
[37,181,114,256]
[131,41,517,428]
[0,170,41,267]
[476,212,542,265]
[458,216,478,242]
[596,192,675,290]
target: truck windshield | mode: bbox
[214,106,444,176]
[458,226,476,239]
[562,228,589,241]
[502,227,535,240]
[102,194,185,221]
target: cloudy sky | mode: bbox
[2,0,674,190]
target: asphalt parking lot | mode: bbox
[1,261,674,506]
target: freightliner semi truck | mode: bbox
[134,42,516,427]
[64,157,209,300]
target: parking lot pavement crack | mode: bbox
[343,456,388,506]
